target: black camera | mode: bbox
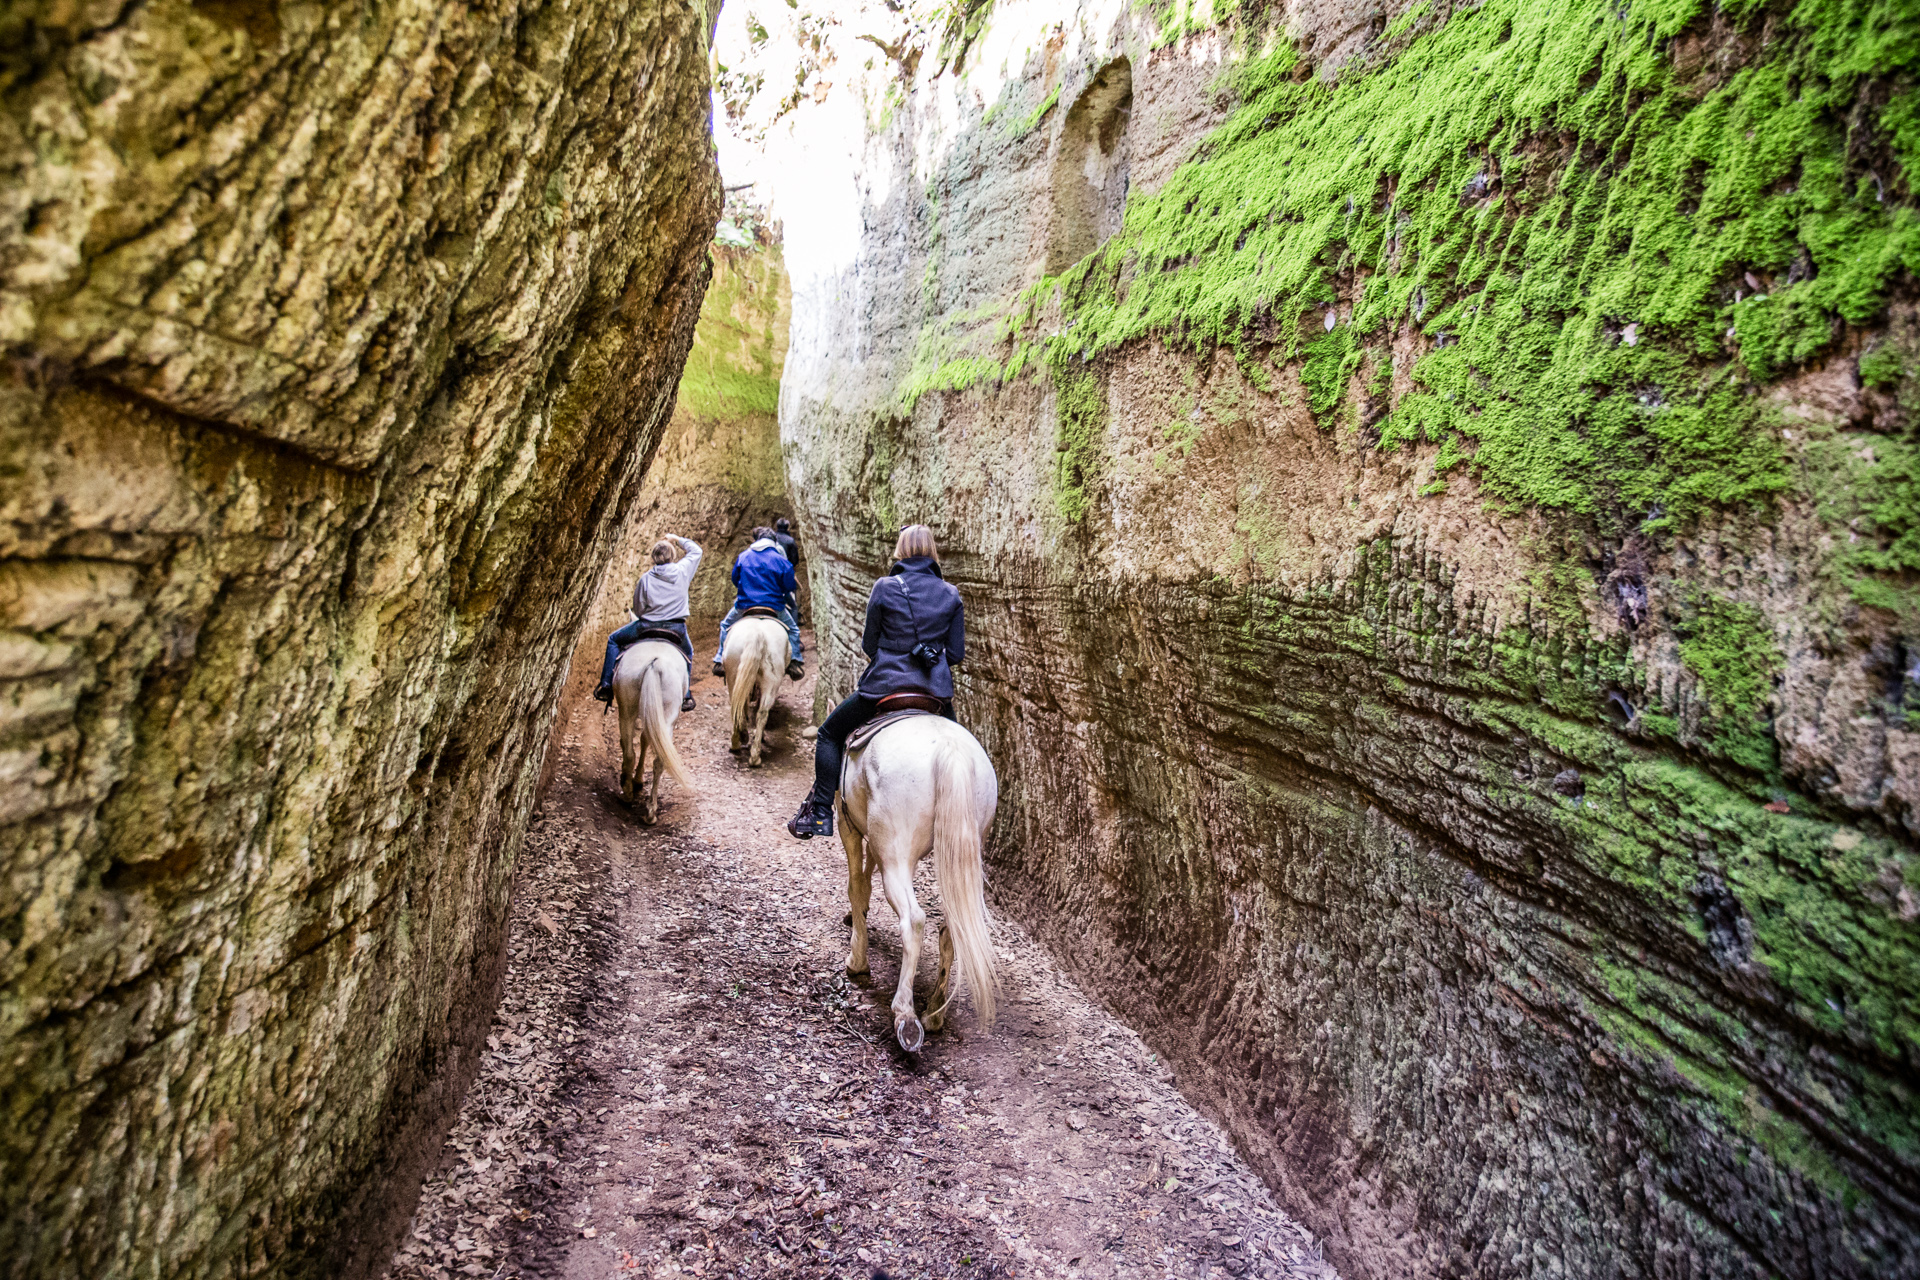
[909,642,945,670]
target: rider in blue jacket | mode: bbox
[788,524,962,839]
[713,529,804,681]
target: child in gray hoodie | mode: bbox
[595,534,702,710]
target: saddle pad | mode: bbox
[844,709,931,752]
[739,605,781,618]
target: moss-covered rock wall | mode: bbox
[0,0,720,1271]
[779,0,1920,1273]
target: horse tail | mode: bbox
[640,657,691,788]
[727,631,758,732]
[933,737,996,1027]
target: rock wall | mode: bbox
[778,0,1920,1274]
[0,0,719,1271]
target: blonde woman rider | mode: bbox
[788,525,963,839]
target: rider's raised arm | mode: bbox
[674,534,702,577]
[946,594,965,668]
[861,581,885,657]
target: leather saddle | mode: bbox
[633,626,686,646]
[739,605,781,619]
[844,695,946,752]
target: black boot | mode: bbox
[711,659,726,678]
[787,795,835,840]
[592,682,613,704]
[681,693,696,713]
[785,659,805,681]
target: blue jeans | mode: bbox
[601,619,692,690]
[714,605,802,663]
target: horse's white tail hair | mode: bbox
[727,648,755,731]
[933,738,996,1027]
[640,659,690,788]
[727,620,780,732]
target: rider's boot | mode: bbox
[711,659,726,678]
[786,789,835,840]
[592,682,613,704]
[785,658,805,682]
[681,693,696,712]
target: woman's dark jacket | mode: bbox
[856,556,965,699]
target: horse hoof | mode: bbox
[895,1017,924,1053]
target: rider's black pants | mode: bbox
[810,692,956,804]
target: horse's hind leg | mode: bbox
[842,811,871,978]
[618,699,639,803]
[878,849,927,1051]
[749,683,773,767]
[925,922,955,1033]
[646,745,663,825]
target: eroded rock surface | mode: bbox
[777,0,1920,1275]
[0,0,718,1271]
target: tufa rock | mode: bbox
[0,0,720,1273]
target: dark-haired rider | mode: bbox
[788,524,962,840]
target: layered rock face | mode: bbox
[0,0,718,1271]
[780,0,1920,1274]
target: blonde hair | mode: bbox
[892,524,939,564]
[650,539,677,565]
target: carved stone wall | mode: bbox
[780,0,1920,1273]
[0,0,720,1271]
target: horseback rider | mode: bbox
[788,524,961,840]
[594,533,700,712]
[713,527,805,682]
[771,516,799,567]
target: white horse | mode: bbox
[723,613,788,766]
[614,640,691,823]
[838,715,998,1052]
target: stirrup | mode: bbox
[786,799,834,841]
[785,659,805,681]
[592,683,613,704]
[681,694,696,712]
[711,660,726,678]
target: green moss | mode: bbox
[1673,593,1782,772]
[1137,0,1217,50]
[1859,344,1904,390]
[1802,420,1920,623]
[674,246,785,422]
[1048,348,1109,522]
[1008,83,1060,137]
[1299,323,1361,425]
[984,0,1918,531]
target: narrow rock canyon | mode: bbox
[1,0,1915,1276]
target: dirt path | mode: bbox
[383,631,1335,1280]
